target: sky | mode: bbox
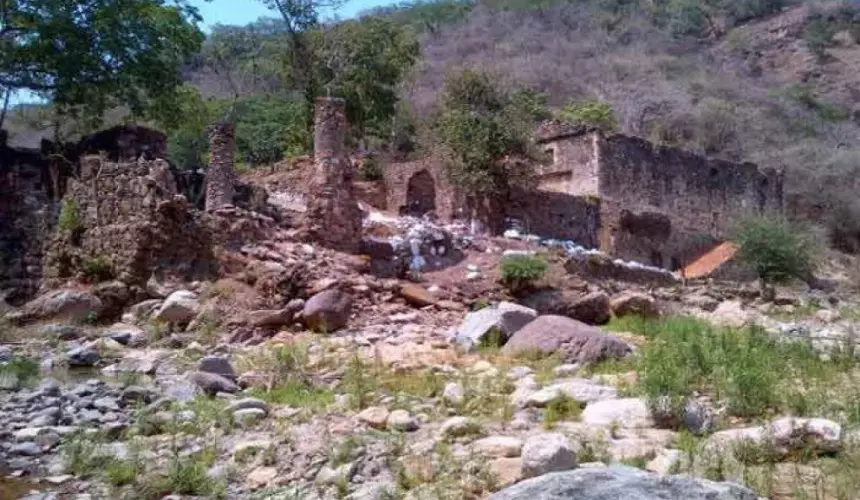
[191,0,397,29]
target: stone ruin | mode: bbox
[205,122,237,212]
[301,97,363,253]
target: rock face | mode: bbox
[502,315,632,364]
[488,467,760,500]
[302,289,353,332]
[452,302,537,350]
[610,292,659,318]
[521,433,578,479]
[13,289,102,324]
[301,97,363,253]
[153,290,199,324]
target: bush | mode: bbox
[359,157,383,181]
[557,99,618,131]
[81,255,114,283]
[500,254,548,293]
[58,199,83,233]
[733,215,815,286]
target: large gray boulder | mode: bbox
[452,302,537,351]
[521,433,578,479]
[520,291,610,325]
[153,290,199,324]
[12,289,103,324]
[302,289,353,332]
[488,467,759,500]
[502,315,632,364]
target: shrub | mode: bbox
[733,215,815,286]
[359,157,383,181]
[500,254,548,293]
[58,199,83,234]
[81,255,114,282]
[557,99,618,131]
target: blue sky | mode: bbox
[191,0,397,29]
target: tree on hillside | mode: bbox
[432,70,549,232]
[312,17,419,146]
[0,0,206,129]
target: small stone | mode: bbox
[65,346,99,367]
[472,436,524,458]
[225,398,270,416]
[442,382,465,406]
[246,466,278,490]
[488,457,523,488]
[196,355,236,381]
[440,416,480,438]
[521,433,578,479]
[189,371,239,395]
[387,409,420,432]
[233,408,267,428]
[356,407,390,429]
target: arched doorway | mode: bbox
[405,170,436,216]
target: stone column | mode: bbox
[302,97,362,253]
[205,122,236,212]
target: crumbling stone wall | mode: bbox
[302,98,363,253]
[206,122,237,212]
[0,145,65,304]
[537,126,784,269]
[506,187,601,248]
[382,158,460,220]
[77,125,167,162]
[45,157,216,287]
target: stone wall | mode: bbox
[45,157,216,287]
[382,157,460,220]
[506,188,601,248]
[0,146,65,304]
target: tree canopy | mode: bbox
[0,0,206,127]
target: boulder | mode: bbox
[197,355,236,381]
[153,290,199,324]
[502,315,632,364]
[65,345,100,367]
[519,379,617,408]
[247,305,301,329]
[302,289,353,332]
[103,323,147,347]
[189,371,240,395]
[709,300,749,328]
[15,289,102,324]
[705,417,842,458]
[521,433,578,479]
[472,436,524,458]
[520,290,611,325]
[581,398,654,429]
[610,292,659,318]
[399,284,437,307]
[487,467,759,500]
[39,324,85,341]
[127,299,162,322]
[452,302,537,351]
[568,292,611,325]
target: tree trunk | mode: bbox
[0,88,11,132]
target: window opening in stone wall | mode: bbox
[405,170,436,217]
[650,251,663,268]
[670,256,681,271]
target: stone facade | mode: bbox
[533,123,784,270]
[381,158,460,220]
[206,122,237,212]
[301,98,363,253]
[44,157,216,288]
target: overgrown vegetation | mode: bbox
[557,99,618,131]
[500,254,549,293]
[58,199,83,234]
[733,215,815,287]
[606,315,860,421]
[81,255,115,283]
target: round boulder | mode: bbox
[303,289,353,332]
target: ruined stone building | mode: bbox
[381,121,784,271]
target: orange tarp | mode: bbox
[682,242,739,279]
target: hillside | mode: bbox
[4,0,860,247]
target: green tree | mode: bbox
[558,99,618,131]
[734,215,815,288]
[311,17,420,144]
[0,0,206,128]
[433,70,545,197]
[235,94,311,165]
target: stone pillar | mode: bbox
[302,97,362,253]
[205,122,236,212]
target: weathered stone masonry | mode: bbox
[302,97,363,253]
[206,122,237,212]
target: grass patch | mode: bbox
[0,355,40,388]
[248,379,334,410]
[543,395,582,430]
[616,315,860,421]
